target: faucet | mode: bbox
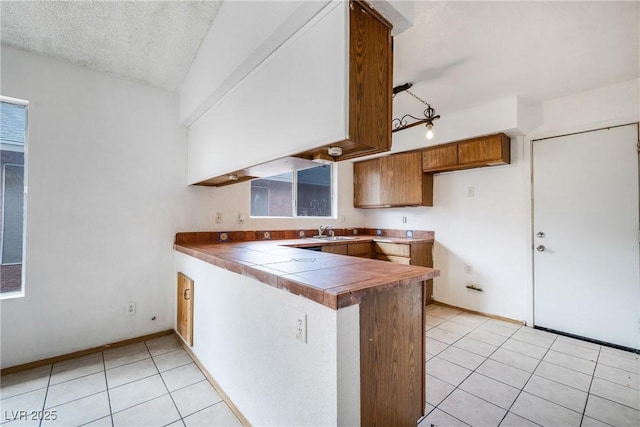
[318,225,332,237]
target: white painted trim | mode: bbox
[0,95,28,106]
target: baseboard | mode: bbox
[0,330,173,376]
[173,331,251,427]
[431,300,525,326]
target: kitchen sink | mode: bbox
[309,236,357,241]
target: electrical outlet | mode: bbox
[402,216,407,224]
[238,213,245,224]
[126,301,136,315]
[215,212,222,224]
[341,215,347,224]
[464,264,473,275]
[295,311,307,343]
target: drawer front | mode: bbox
[375,242,411,257]
[322,244,348,255]
[375,254,411,265]
[347,242,372,257]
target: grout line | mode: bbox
[427,316,522,425]
[144,340,183,425]
[101,352,115,427]
[37,363,53,427]
[496,331,558,425]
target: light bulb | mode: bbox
[425,123,434,140]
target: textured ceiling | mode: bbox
[1,0,637,115]
[0,0,221,92]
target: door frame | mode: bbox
[524,120,640,329]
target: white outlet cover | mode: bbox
[295,311,307,343]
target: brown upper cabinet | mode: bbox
[422,133,511,173]
[354,151,433,208]
[298,0,393,162]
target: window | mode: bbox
[1,98,28,297]
[250,164,334,218]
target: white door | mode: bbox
[533,124,640,350]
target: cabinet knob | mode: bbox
[536,245,546,252]
[536,232,545,238]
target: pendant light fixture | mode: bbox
[392,83,440,140]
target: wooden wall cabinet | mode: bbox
[353,151,433,208]
[375,241,434,303]
[300,0,393,162]
[177,272,194,346]
[191,1,392,186]
[422,133,510,173]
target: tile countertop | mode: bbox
[174,236,439,310]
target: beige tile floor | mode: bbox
[1,307,639,427]
[420,305,640,427]
[0,335,242,427]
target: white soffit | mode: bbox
[0,0,221,92]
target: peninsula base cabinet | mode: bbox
[174,251,426,426]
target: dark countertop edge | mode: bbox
[174,239,439,310]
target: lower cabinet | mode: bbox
[318,240,434,303]
[347,242,373,258]
[321,244,348,255]
[177,272,194,346]
[375,241,434,303]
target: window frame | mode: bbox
[250,163,336,219]
[1,95,29,299]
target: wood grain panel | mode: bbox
[375,254,410,265]
[422,144,458,172]
[360,281,425,426]
[458,134,510,166]
[177,272,194,346]
[410,242,434,304]
[347,242,373,257]
[349,0,392,155]
[375,242,411,257]
[321,244,348,255]
[384,152,424,205]
[353,158,382,207]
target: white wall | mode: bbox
[179,0,330,126]
[198,161,366,232]
[361,78,640,324]
[0,47,215,368]
[174,252,360,425]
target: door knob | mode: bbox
[536,245,546,252]
[536,232,545,238]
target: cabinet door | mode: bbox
[458,134,510,166]
[348,0,392,156]
[177,272,194,346]
[353,159,381,207]
[422,144,458,172]
[347,242,373,258]
[381,152,425,206]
